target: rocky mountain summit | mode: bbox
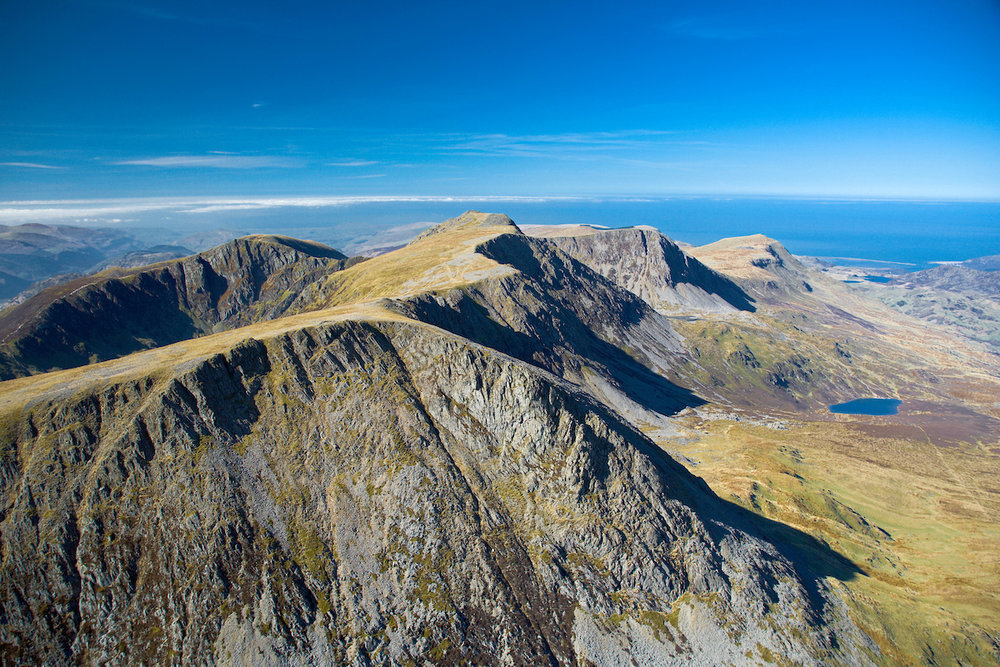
[1,211,998,665]
[526,226,755,314]
[0,235,361,379]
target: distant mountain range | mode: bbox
[1,212,997,665]
[0,223,144,300]
[962,254,1000,271]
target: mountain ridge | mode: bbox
[527,226,756,314]
[1,211,998,664]
[0,235,360,379]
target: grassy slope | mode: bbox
[654,414,1000,665]
[0,214,515,414]
[665,234,1000,664]
[292,215,517,310]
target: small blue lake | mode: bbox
[829,398,902,416]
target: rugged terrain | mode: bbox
[0,235,362,379]
[866,263,1000,352]
[1,212,998,665]
[524,225,754,314]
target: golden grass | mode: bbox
[0,213,523,414]
[687,234,790,281]
[299,219,517,310]
[659,415,1000,665]
[521,224,602,238]
[0,302,411,414]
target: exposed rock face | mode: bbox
[387,231,709,422]
[688,234,817,301]
[1,211,926,665]
[0,236,361,379]
[388,226,877,414]
[0,318,873,665]
[535,227,755,314]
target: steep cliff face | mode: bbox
[0,236,360,379]
[386,231,711,422]
[385,225,890,414]
[0,317,874,665]
[533,227,755,314]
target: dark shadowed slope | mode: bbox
[0,235,360,379]
[529,226,755,314]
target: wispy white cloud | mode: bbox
[326,159,379,167]
[436,130,721,165]
[115,155,303,169]
[0,161,65,169]
[0,195,589,222]
[440,130,679,157]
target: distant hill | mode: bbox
[962,254,1000,271]
[178,228,246,252]
[871,262,1000,351]
[0,223,142,299]
[687,233,818,301]
[0,224,253,303]
[892,264,1000,297]
[93,244,195,270]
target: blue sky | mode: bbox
[1,0,999,201]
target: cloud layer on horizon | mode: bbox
[0,195,591,223]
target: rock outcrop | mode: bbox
[386,230,709,422]
[0,236,361,379]
[1,211,920,664]
[531,226,755,314]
